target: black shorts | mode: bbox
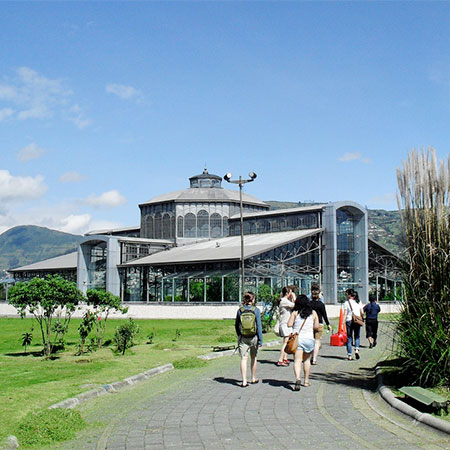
[365,318,378,339]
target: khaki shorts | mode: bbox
[238,335,258,358]
[314,324,324,340]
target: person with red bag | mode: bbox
[343,288,365,360]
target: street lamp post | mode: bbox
[223,172,257,300]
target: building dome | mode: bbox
[139,169,268,241]
[189,168,223,189]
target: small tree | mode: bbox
[114,318,139,355]
[21,330,33,354]
[8,275,84,357]
[77,311,96,354]
[85,289,128,348]
[258,284,278,333]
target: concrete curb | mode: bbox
[49,363,174,410]
[375,366,450,435]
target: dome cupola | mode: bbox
[189,168,222,189]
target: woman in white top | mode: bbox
[276,286,296,366]
[343,288,365,360]
[287,295,319,391]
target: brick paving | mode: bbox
[54,322,449,450]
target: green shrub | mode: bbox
[113,318,140,355]
[396,149,450,387]
[16,408,85,448]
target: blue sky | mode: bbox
[1,2,450,235]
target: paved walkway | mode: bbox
[53,322,449,450]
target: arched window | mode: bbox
[210,213,222,238]
[162,213,171,239]
[169,215,175,239]
[223,216,229,236]
[177,216,183,238]
[144,215,153,238]
[198,210,209,238]
[185,213,196,238]
[154,213,162,239]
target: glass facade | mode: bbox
[229,211,320,236]
[87,243,107,290]
[119,235,320,302]
[140,203,175,239]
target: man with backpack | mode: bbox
[235,291,263,387]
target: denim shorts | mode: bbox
[297,337,315,353]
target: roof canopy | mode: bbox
[122,228,322,266]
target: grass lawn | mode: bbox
[0,316,274,442]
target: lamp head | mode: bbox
[249,172,257,180]
[223,173,232,182]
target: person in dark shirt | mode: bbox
[235,291,263,387]
[364,295,381,348]
[310,286,331,365]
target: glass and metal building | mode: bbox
[9,169,401,304]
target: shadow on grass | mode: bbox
[4,350,43,357]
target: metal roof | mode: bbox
[84,226,140,236]
[9,252,78,272]
[139,187,268,208]
[229,204,327,220]
[123,228,322,266]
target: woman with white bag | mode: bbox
[275,286,296,367]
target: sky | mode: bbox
[1,1,450,236]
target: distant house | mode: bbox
[9,169,402,304]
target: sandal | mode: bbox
[240,382,248,388]
[276,361,288,367]
[250,379,259,384]
[303,382,311,387]
[294,379,301,391]
[283,359,290,365]
[311,360,317,365]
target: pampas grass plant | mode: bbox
[396,148,450,387]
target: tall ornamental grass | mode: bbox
[396,148,450,387]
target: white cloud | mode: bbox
[106,83,143,101]
[0,108,13,121]
[0,67,90,127]
[0,199,126,236]
[339,152,372,164]
[17,143,46,162]
[59,171,85,183]
[66,104,91,129]
[0,170,48,202]
[85,190,127,208]
[60,214,92,234]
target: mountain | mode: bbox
[0,226,83,277]
[265,200,404,256]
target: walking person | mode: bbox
[287,295,320,391]
[364,295,381,348]
[276,286,296,367]
[343,288,365,360]
[310,286,332,365]
[235,291,263,387]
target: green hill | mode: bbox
[0,226,83,276]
